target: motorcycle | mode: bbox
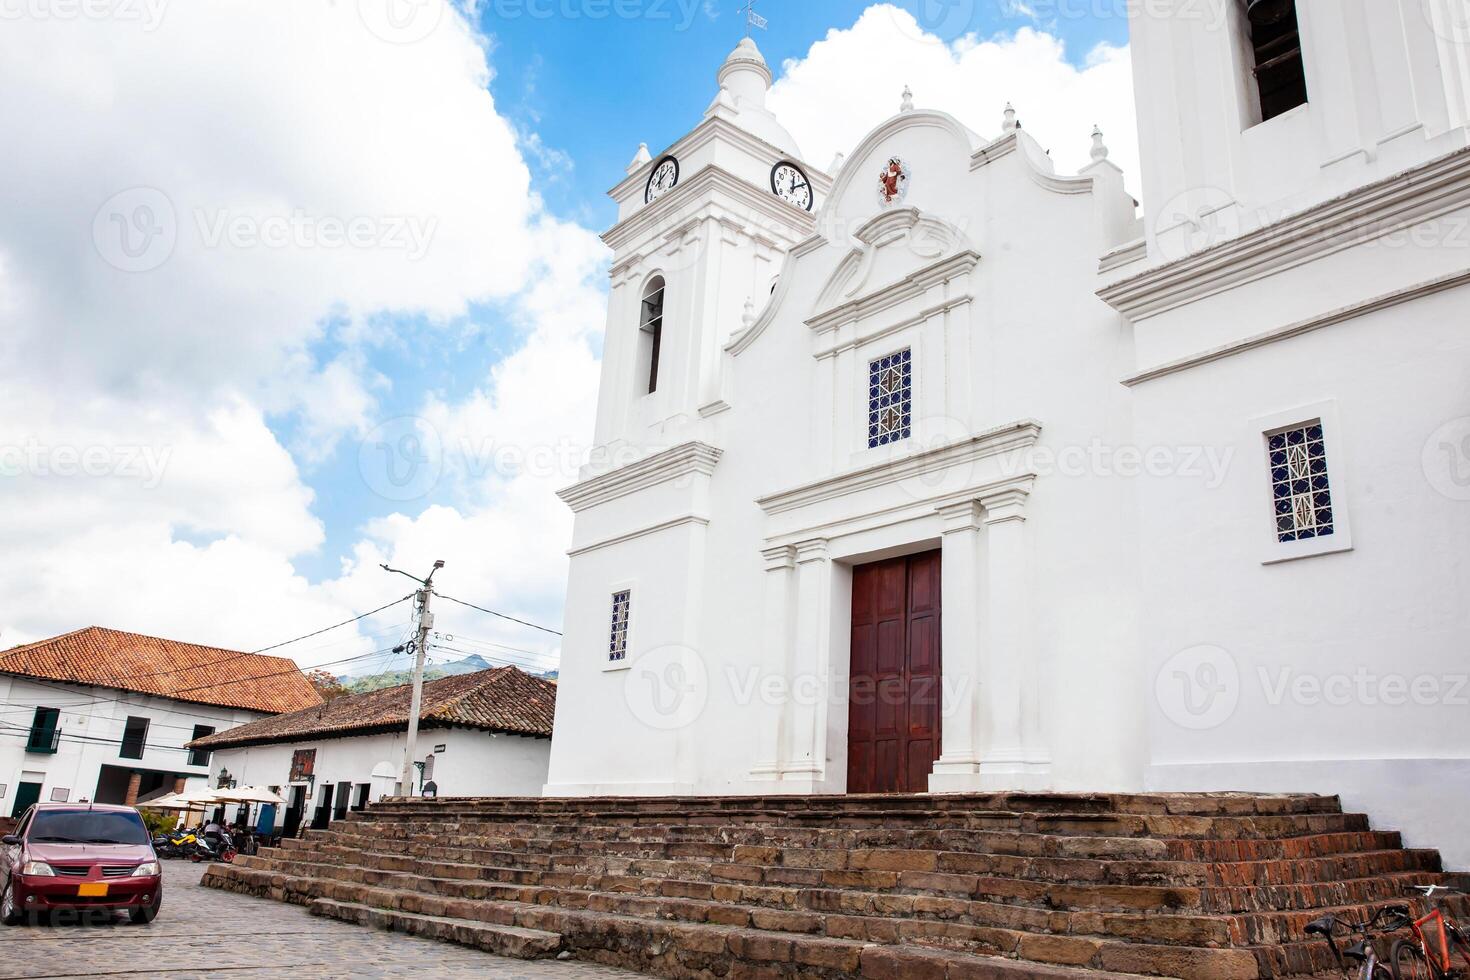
[153,827,202,860]
[189,828,237,864]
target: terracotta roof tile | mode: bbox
[0,627,323,715]
[190,665,555,749]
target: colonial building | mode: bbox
[190,666,555,836]
[0,626,321,815]
[546,1,1470,866]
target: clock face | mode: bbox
[645,156,679,204]
[771,162,813,212]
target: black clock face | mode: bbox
[645,156,679,204]
[771,162,813,211]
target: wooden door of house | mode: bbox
[847,551,942,794]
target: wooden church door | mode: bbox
[847,550,942,794]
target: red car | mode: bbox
[1,803,162,925]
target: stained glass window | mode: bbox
[1269,422,1333,542]
[868,348,912,449]
[608,590,631,662]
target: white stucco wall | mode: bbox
[546,4,1470,870]
[0,675,266,817]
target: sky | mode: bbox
[0,0,1138,678]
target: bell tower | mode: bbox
[1130,0,1470,261]
[587,37,829,465]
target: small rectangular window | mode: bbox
[120,716,149,760]
[1247,1,1308,122]
[187,725,215,767]
[867,348,913,449]
[609,590,632,662]
[1268,421,1333,542]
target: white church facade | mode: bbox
[546,0,1470,866]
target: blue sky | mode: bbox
[284,0,1132,585]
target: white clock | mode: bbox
[645,156,679,204]
[771,161,813,212]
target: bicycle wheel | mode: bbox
[1392,939,1433,980]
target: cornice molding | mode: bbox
[806,249,981,337]
[558,441,723,513]
[1098,238,1147,274]
[567,514,711,558]
[826,109,979,208]
[970,130,1095,196]
[603,162,815,254]
[1099,144,1470,321]
[610,116,832,207]
[1123,266,1470,386]
[756,420,1041,517]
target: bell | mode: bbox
[1246,0,1294,26]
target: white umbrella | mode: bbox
[211,786,285,805]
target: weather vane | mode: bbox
[740,0,767,37]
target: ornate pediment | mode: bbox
[811,207,977,321]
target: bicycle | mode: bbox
[1309,905,1416,980]
[1391,885,1470,979]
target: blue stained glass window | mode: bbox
[867,348,912,449]
[608,590,631,662]
[1269,422,1334,543]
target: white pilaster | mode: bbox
[976,486,1051,789]
[749,544,795,781]
[781,538,831,788]
[929,500,986,792]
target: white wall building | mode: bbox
[0,627,322,818]
[547,0,1470,866]
[192,666,555,835]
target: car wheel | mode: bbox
[1,880,23,926]
[129,897,160,924]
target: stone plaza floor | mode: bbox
[0,861,642,979]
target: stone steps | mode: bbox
[309,897,563,958]
[202,792,1461,979]
[207,862,1207,979]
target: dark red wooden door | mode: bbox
[847,550,941,794]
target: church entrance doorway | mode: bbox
[846,550,941,794]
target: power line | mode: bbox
[433,593,562,637]
[429,630,551,660]
[250,595,416,653]
[427,643,559,674]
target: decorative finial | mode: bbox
[900,85,915,113]
[828,151,846,174]
[742,296,756,328]
[1002,102,1018,133]
[1090,125,1109,162]
[627,142,652,175]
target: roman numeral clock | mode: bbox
[771,161,813,212]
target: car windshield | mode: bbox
[28,809,149,845]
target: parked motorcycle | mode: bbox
[189,828,237,864]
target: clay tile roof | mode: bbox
[189,666,556,750]
[0,627,323,715]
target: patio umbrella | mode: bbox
[211,786,286,805]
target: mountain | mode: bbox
[339,653,556,694]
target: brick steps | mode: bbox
[309,897,563,958]
[207,863,1187,979]
[201,792,1463,979]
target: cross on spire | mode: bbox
[740,0,767,37]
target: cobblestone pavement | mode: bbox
[1,862,643,979]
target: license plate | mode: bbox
[77,882,109,897]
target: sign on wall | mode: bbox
[290,748,316,782]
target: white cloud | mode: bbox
[0,0,607,661]
[769,5,1139,192]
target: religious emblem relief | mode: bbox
[877,156,910,206]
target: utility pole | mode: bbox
[381,559,444,796]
